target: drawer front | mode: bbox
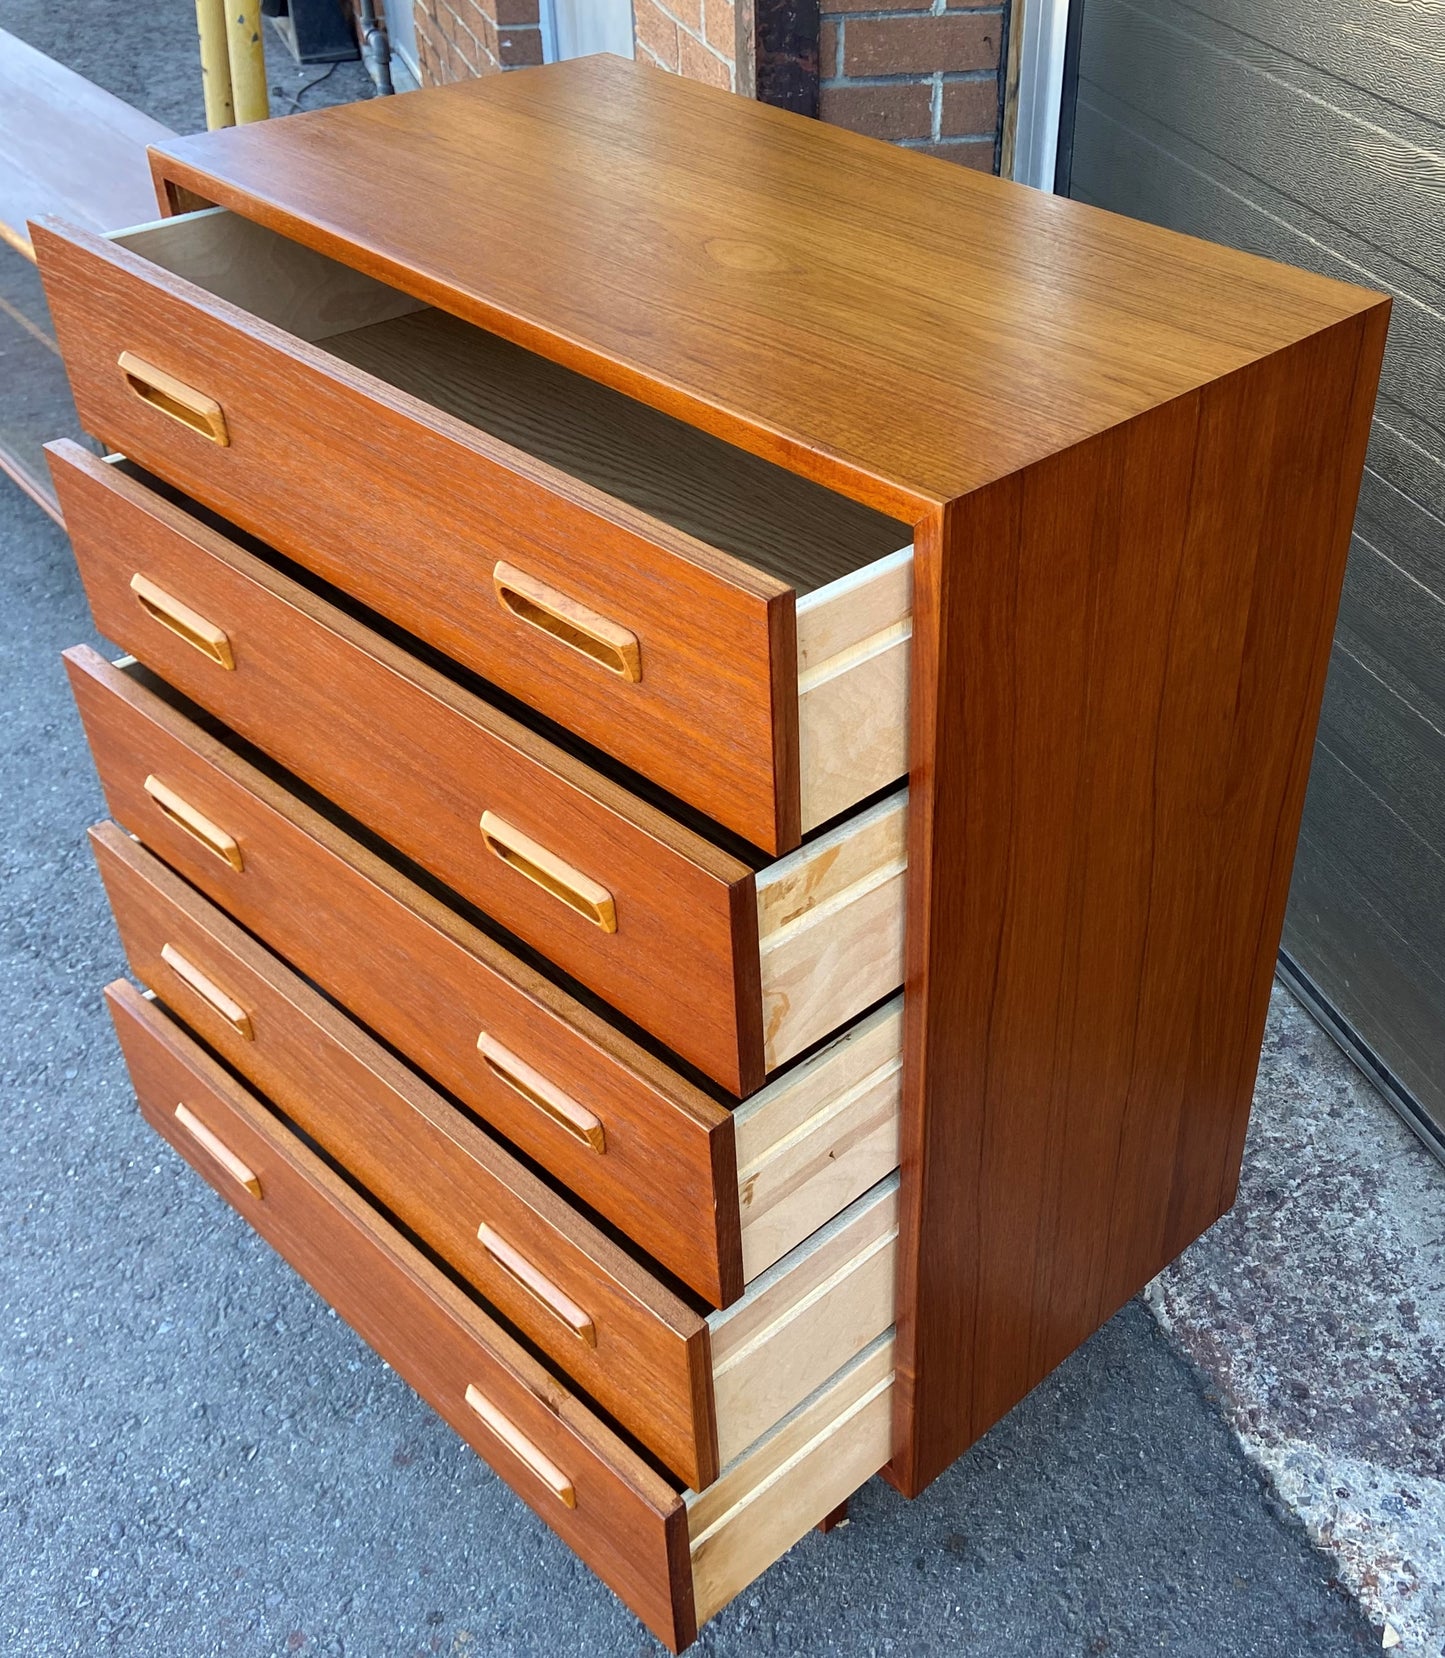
[92,823,720,1489]
[35,218,801,857]
[104,980,699,1652]
[51,441,764,1094]
[65,646,741,1307]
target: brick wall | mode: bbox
[412,0,736,90]
[413,0,543,84]
[819,1,1004,169]
[633,1,738,90]
[409,0,1006,174]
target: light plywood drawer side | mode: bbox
[34,207,913,859]
[108,981,895,1653]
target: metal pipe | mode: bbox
[226,2,271,123]
[195,0,236,128]
[356,0,394,95]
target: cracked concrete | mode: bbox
[1149,984,1445,1653]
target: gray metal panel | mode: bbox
[1068,0,1445,1142]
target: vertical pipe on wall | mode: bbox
[195,0,236,129]
[357,0,395,94]
[225,1,271,124]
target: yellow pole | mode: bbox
[195,0,235,129]
[225,2,271,124]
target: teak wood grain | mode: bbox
[92,823,720,1489]
[54,448,911,1091]
[322,306,909,597]
[98,816,907,1492]
[32,216,802,855]
[143,55,1385,517]
[0,27,172,261]
[50,63,1393,1539]
[64,645,742,1306]
[105,980,698,1650]
[893,305,1390,1493]
[49,441,767,1094]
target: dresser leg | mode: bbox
[817,1500,849,1534]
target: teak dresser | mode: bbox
[32,56,1387,1650]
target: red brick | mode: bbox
[908,137,995,170]
[940,75,997,137]
[824,0,929,11]
[820,79,933,141]
[820,19,840,77]
[435,2,466,50]
[493,0,538,21]
[703,0,735,57]
[634,0,681,68]
[498,22,543,64]
[844,13,1000,76]
[678,29,732,87]
[452,25,483,71]
[660,0,704,32]
[945,0,999,8]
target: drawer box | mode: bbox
[93,821,899,1490]
[106,980,894,1652]
[67,646,902,1306]
[51,442,904,1095]
[34,207,913,857]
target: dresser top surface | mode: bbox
[148,55,1383,515]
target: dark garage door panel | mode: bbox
[1069,0,1445,1145]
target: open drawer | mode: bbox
[67,647,902,1308]
[107,980,894,1652]
[95,822,899,1491]
[51,443,904,1096]
[34,207,915,857]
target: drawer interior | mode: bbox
[109,209,913,599]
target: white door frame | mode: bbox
[1010,0,1071,190]
[542,0,636,63]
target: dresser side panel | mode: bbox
[893,304,1389,1494]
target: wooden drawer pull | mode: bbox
[476,1032,606,1154]
[479,812,617,933]
[476,1223,597,1347]
[160,943,254,1039]
[130,574,235,669]
[493,562,641,683]
[143,775,245,872]
[463,1384,576,1508]
[174,1102,261,1197]
[117,352,230,446]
